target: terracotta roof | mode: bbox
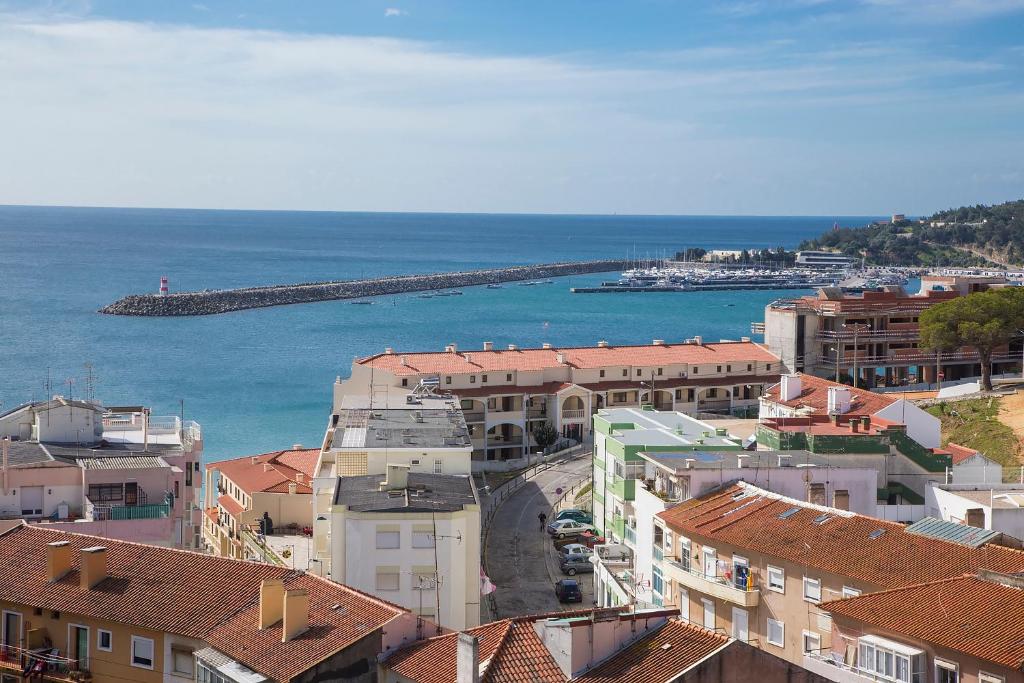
[763,373,897,416]
[209,448,319,495]
[359,341,779,377]
[822,574,1024,669]
[576,619,730,683]
[0,523,406,681]
[217,494,245,518]
[451,375,776,399]
[657,483,1024,590]
[942,442,982,465]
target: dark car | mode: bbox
[560,553,594,576]
[555,509,593,524]
[554,579,583,603]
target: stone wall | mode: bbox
[100,260,628,317]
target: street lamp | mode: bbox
[829,346,840,384]
[842,323,871,388]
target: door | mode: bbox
[731,608,749,641]
[702,547,717,578]
[733,556,750,590]
[70,625,89,671]
[124,482,138,506]
[2,611,21,652]
[20,487,43,516]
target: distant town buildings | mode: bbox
[346,339,781,464]
[0,399,202,549]
[794,251,857,268]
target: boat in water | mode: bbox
[350,300,374,305]
[486,284,503,289]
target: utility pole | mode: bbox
[842,323,871,387]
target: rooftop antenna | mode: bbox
[84,363,96,403]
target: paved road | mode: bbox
[484,455,594,619]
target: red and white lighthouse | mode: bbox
[159,276,169,296]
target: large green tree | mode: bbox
[919,289,1024,390]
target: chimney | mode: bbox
[456,633,480,683]
[447,343,457,353]
[264,463,274,472]
[741,336,751,342]
[851,420,860,433]
[780,374,802,401]
[47,540,72,581]
[292,443,304,450]
[653,339,665,346]
[381,464,410,491]
[833,490,850,511]
[693,336,703,345]
[80,546,107,590]
[296,472,305,484]
[483,341,494,351]
[288,482,297,495]
[542,342,552,349]
[465,353,472,363]
[400,355,409,366]
[259,579,285,629]
[508,344,517,351]
[597,340,609,348]
[861,416,871,430]
[556,353,566,364]
[250,456,258,465]
[827,386,852,415]
[385,347,394,354]
[282,588,310,642]
[966,508,986,529]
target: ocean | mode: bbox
[0,206,878,459]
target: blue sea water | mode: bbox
[0,206,878,459]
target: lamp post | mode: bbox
[829,346,840,384]
[842,323,871,388]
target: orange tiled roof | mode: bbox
[657,483,1024,590]
[217,494,245,518]
[822,574,1024,669]
[763,373,897,416]
[209,448,319,495]
[941,442,981,465]
[359,341,779,376]
[576,619,730,683]
[0,524,405,682]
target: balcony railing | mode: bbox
[697,399,732,411]
[663,560,760,608]
[802,651,876,683]
[88,502,171,521]
[561,409,586,420]
[623,526,636,545]
[653,546,664,561]
[463,411,485,423]
[0,644,87,681]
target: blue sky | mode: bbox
[0,0,1022,215]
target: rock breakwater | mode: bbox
[100,260,629,317]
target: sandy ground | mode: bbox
[998,391,1024,463]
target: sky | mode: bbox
[0,0,1022,215]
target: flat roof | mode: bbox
[333,473,477,513]
[939,488,1024,509]
[331,394,471,450]
[637,449,878,472]
[598,408,740,448]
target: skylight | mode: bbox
[813,514,831,525]
[778,507,801,520]
[868,529,886,539]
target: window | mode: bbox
[652,566,664,596]
[726,365,731,372]
[87,484,123,502]
[767,364,772,371]
[172,647,194,676]
[657,368,663,376]
[97,630,112,652]
[506,373,512,382]
[935,660,959,683]
[716,365,722,372]
[803,631,821,653]
[636,369,642,376]
[131,636,155,669]
[482,374,488,383]
[375,569,400,591]
[980,673,1004,683]
[678,537,691,571]
[767,566,785,593]
[747,364,752,371]
[858,636,925,683]
[401,378,408,387]
[376,531,400,549]
[803,576,821,602]
[470,375,476,384]
[445,376,451,384]
[707,388,718,398]
[842,586,861,598]
[701,599,715,629]
[198,661,231,683]
[600,369,605,377]
[613,392,628,403]
[622,369,628,377]
[434,459,443,474]
[412,531,435,548]
[692,367,699,374]
[766,618,784,647]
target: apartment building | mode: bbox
[343,338,781,462]
[0,522,420,683]
[591,407,746,544]
[382,606,831,683]
[0,400,203,549]
[323,465,481,632]
[202,447,318,559]
[648,482,1024,672]
[809,571,1024,683]
[763,275,1015,386]
[760,373,940,449]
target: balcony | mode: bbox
[86,500,170,521]
[663,559,760,607]
[0,644,87,682]
[463,411,485,423]
[561,409,586,421]
[802,651,874,683]
[595,543,632,567]
[697,399,732,413]
[623,526,636,546]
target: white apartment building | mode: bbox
[343,338,781,463]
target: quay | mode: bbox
[571,281,832,293]
[99,259,628,316]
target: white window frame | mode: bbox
[433,459,443,474]
[767,565,785,593]
[803,576,821,603]
[97,629,112,652]
[766,618,784,647]
[979,673,1004,683]
[701,598,715,630]
[171,646,194,676]
[802,630,821,653]
[130,635,155,670]
[935,658,959,683]
[375,570,401,591]
[678,587,689,622]
[842,585,861,598]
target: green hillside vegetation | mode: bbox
[799,199,1024,267]
[925,398,1020,476]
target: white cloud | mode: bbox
[384,8,407,17]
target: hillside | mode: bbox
[799,199,1024,267]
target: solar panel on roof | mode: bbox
[778,507,801,520]
[340,427,367,447]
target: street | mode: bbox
[484,455,594,618]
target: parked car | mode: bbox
[546,519,597,539]
[558,543,594,559]
[555,509,593,524]
[554,579,583,602]
[560,553,594,576]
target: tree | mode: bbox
[919,289,1024,391]
[533,422,560,450]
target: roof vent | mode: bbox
[542,342,552,349]
[660,643,673,651]
[385,347,394,354]
[483,341,494,351]
[291,443,304,450]
[693,336,703,345]
[597,340,610,348]
[508,344,517,351]
[653,339,665,346]
[778,507,801,520]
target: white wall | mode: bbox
[875,400,941,449]
[951,455,1003,485]
[687,466,878,515]
[632,486,666,607]
[926,484,1024,540]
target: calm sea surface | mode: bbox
[0,207,878,458]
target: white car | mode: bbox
[558,543,594,558]
[546,519,597,539]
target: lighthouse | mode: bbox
[159,276,169,296]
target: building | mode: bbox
[763,276,1015,386]
[760,373,940,449]
[926,482,1024,540]
[795,251,857,268]
[381,606,832,683]
[343,339,781,463]
[935,443,1003,484]
[202,446,319,560]
[0,401,203,549]
[592,407,746,544]
[648,482,1024,671]
[321,466,481,631]
[0,522,420,683]
[810,571,1024,683]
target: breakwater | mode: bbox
[99,260,629,317]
